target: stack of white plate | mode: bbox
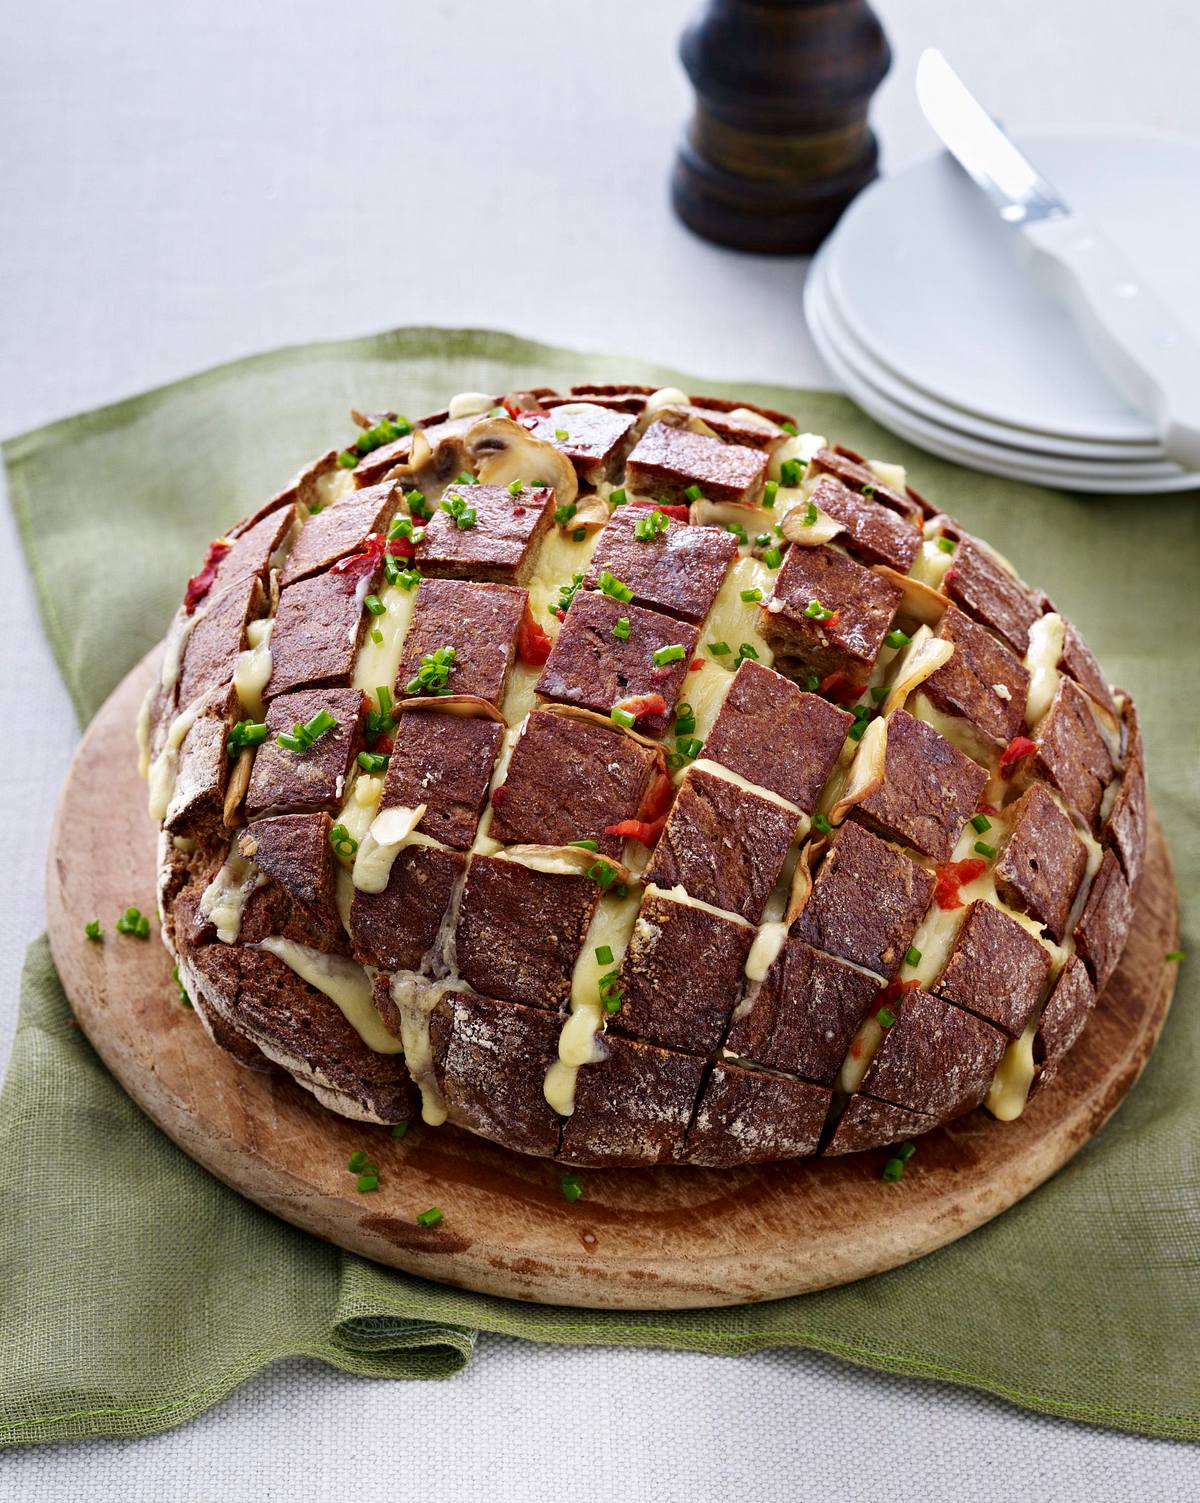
[805,126,1200,494]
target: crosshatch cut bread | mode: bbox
[139,385,1146,1168]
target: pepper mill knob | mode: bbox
[671,0,891,255]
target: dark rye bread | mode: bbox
[149,381,1144,1167]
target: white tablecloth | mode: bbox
[1,0,1195,1494]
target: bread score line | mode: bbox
[141,383,1147,1168]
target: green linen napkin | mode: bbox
[2,328,1197,1447]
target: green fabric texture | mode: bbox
[2,327,1197,1447]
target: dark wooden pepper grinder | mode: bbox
[671,0,891,255]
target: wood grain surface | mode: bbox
[45,652,1180,1310]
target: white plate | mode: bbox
[808,253,1183,478]
[806,253,1200,494]
[823,126,1200,444]
[815,259,1168,463]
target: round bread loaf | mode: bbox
[140,384,1146,1167]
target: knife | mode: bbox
[916,47,1200,469]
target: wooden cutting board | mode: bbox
[45,652,1180,1310]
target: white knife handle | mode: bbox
[1021,214,1200,469]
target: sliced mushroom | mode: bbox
[394,694,508,725]
[540,701,663,752]
[873,564,950,628]
[828,715,888,824]
[496,843,631,884]
[382,427,469,504]
[779,498,845,547]
[881,626,955,718]
[463,416,578,506]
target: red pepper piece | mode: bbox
[613,692,667,725]
[819,672,866,706]
[183,539,232,614]
[826,608,841,629]
[639,769,674,824]
[690,658,704,671]
[627,499,690,523]
[878,976,921,1008]
[999,735,1037,780]
[604,815,666,848]
[975,801,998,816]
[516,605,553,666]
[933,858,988,911]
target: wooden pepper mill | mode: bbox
[671,0,891,255]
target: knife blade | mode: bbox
[915,48,1200,471]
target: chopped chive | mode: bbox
[861,483,876,499]
[780,458,804,487]
[1166,950,1185,962]
[611,615,631,641]
[555,501,578,525]
[554,428,569,441]
[85,919,103,941]
[881,1157,906,1182]
[406,645,458,697]
[673,702,696,736]
[440,493,477,530]
[572,527,586,542]
[740,587,763,603]
[608,487,627,507]
[507,478,524,496]
[370,628,383,644]
[115,906,150,939]
[847,720,867,742]
[905,946,922,967]
[365,687,394,739]
[762,480,779,509]
[725,521,747,544]
[684,484,704,502]
[633,509,671,542]
[364,594,386,615]
[172,964,191,1006]
[870,685,888,703]
[337,450,358,469]
[735,643,759,663]
[587,861,619,890]
[755,532,772,548]
[708,640,731,656]
[392,1121,409,1138]
[554,571,585,618]
[652,643,686,666]
[356,1174,380,1193]
[561,1173,584,1203]
[227,719,269,757]
[357,751,390,773]
[675,736,703,760]
[329,823,358,857]
[803,598,835,621]
[896,1141,917,1162]
[388,516,422,542]
[971,813,992,834]
[407,488,432,519]
[348,1150,369,1172]
[974,840,997,858]
[937,535,956,554]
[611,706,636,730]
[598,570,634,602]
[884,629,911,650]
[454,471,477,487]
[780,421,798,436]
[876,1006,897,1029]
[763,546,782,569]
[595,945,614,965]
[802,500,818,527]
[812,813,833,835]
[569,839,599,851]
[416,1206,443,1227]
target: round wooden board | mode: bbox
[46,652,1180,1310]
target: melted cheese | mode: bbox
[745,920,788,983]
[199,849,262,944]
[233,617,273,720]
[1024,612,1065,728]
[351,580,418,695]
[769,433,827,479]
[391,973,451,1125]
[351,803,431,893]
[910,690,996,770]
[136,685,154,779]
[314,465,354,509]
[544,886,642,1116]
[908,536,955,590]
[147,699,203,822]
[160,610,201,692]
[882,628,955,719]
[255,938,402,1054]
[837,1013,886,1093]
[986,1021,1038,1120]
[868,459,908,495]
